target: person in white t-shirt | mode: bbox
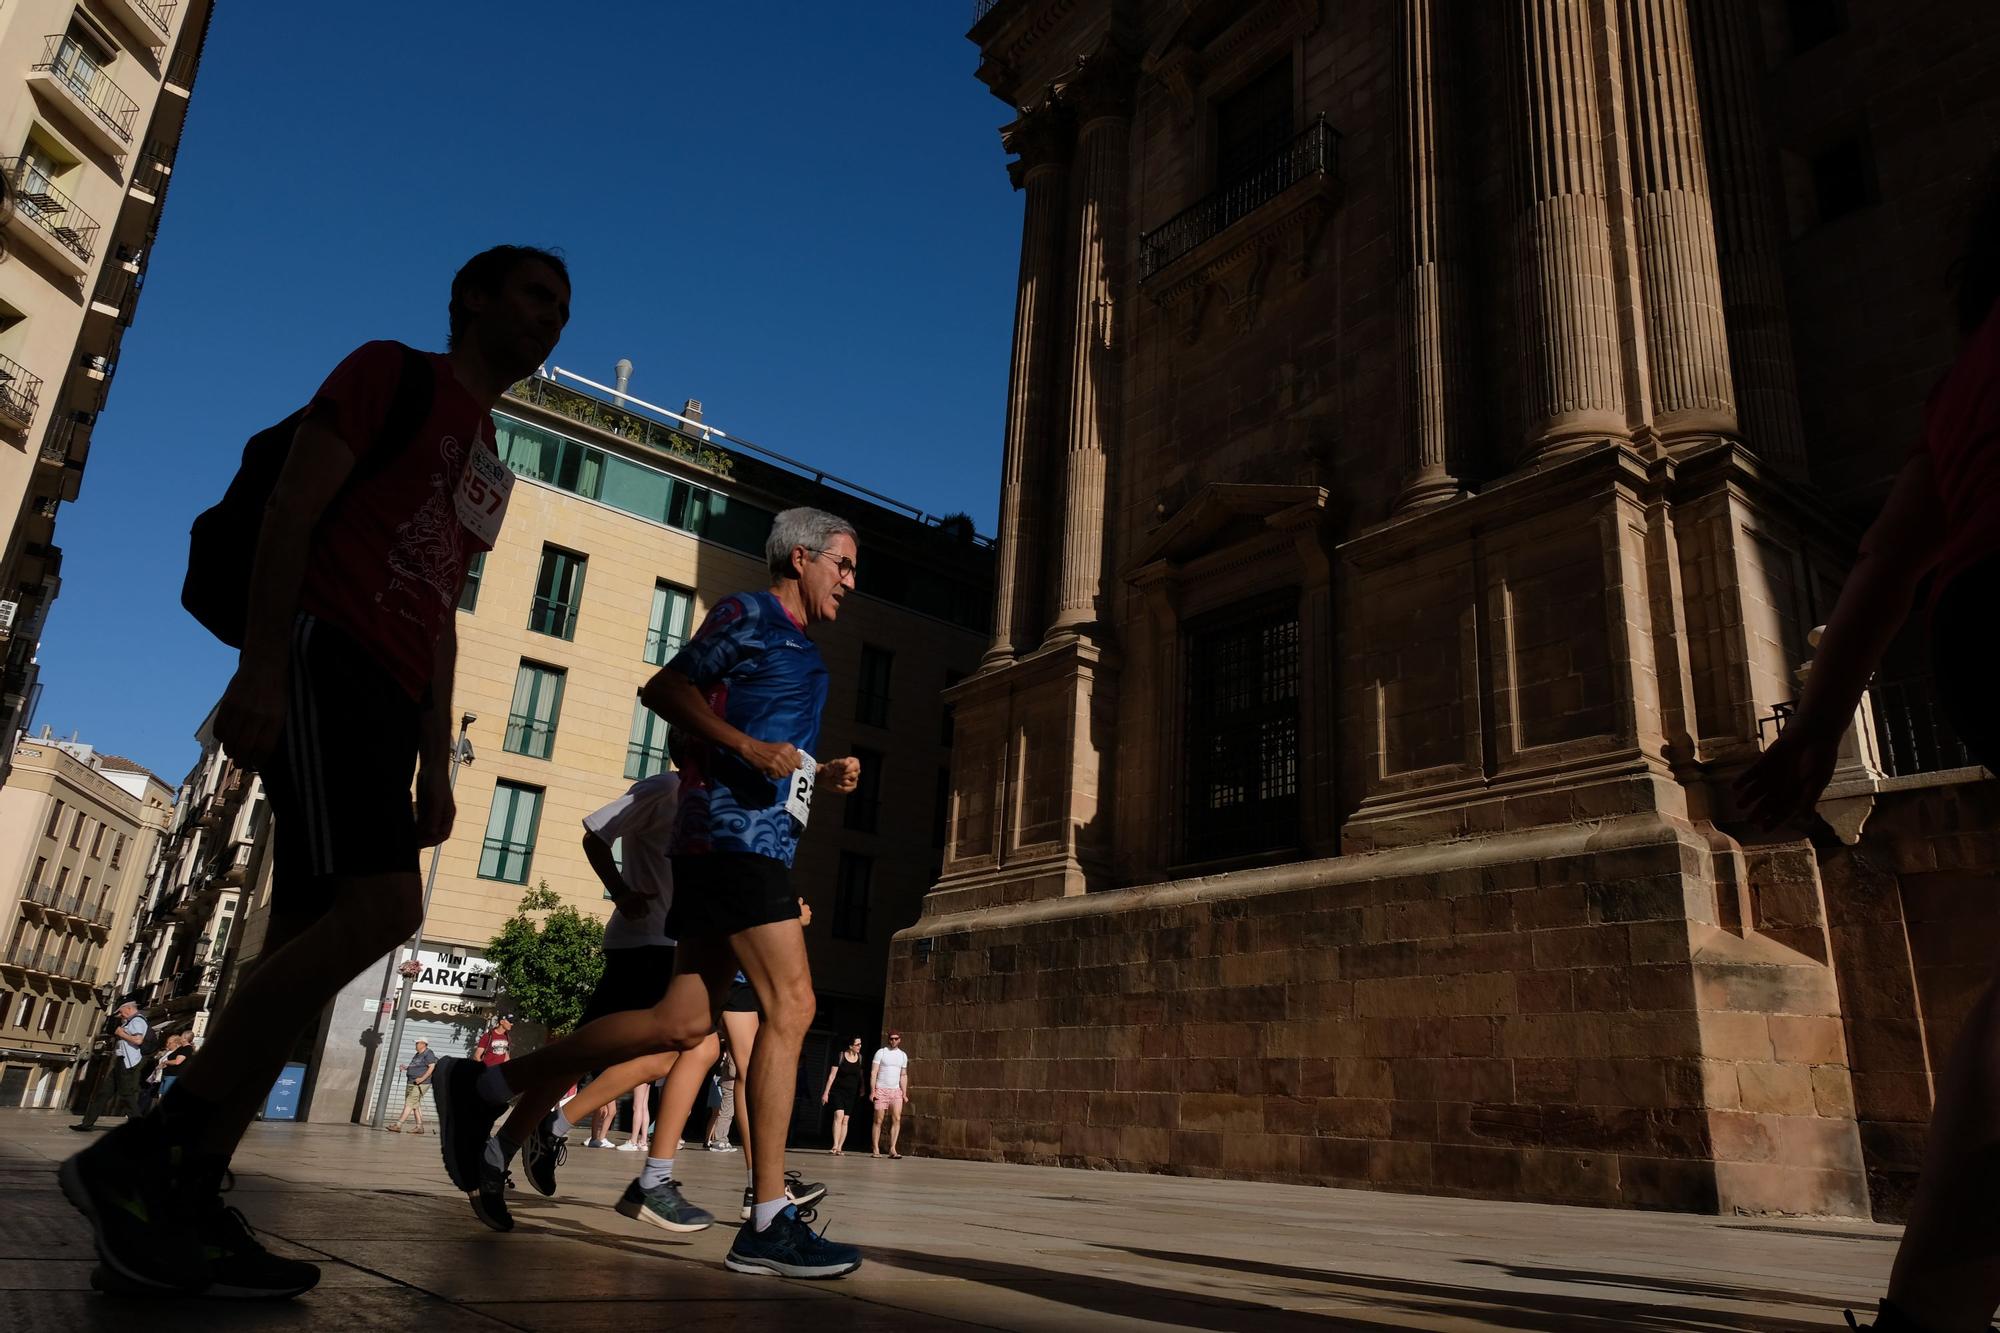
[869,1032,911,1159]
[472,771,721,1234]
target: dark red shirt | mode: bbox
[1922,306,2000,599]
[296,342,499,698]
[474,1027,511,1066]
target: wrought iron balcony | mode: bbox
[1872,674,1982,778]
[1139,115,1340,282]
[115,0,178,39]
[31,35,141,146]
[40,413,91,467]
[92,267,143,324]
[0,353,44,428]
[972,0,1004,23]
[1,158,102,266]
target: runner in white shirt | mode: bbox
[472,772,722,1234]
[869,1032,911,1159]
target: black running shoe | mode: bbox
[58,1116,208,1294]
[724,1204,861,1278]
[186,1164,320,1300]
[784,1169,827,1210]
[615,1177,714,1232]
[520,1112,566,1198]
[433,1058,493,1192]
[470,1152,514,1233]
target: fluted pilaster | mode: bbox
[1510,0,1627,459]
[1687,0,1809,476]
[1395,0,1467,511]
[1047,50,1133,642]
[1622,0,1737,440]
[985,104,1074,668]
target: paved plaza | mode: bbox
[0,1108,1898,1330]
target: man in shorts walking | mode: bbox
[870,1032,911,1159]
[432,507,865,1279]
[390,1039,437,1133]
[59,245,570,1300]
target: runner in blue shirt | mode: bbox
[434,507,864,1280]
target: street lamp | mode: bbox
[368,713,475,1129]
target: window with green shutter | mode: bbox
[479,782,544,884]
[504,661,566,759]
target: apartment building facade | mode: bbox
[0,728,170,1105]
[0,0,212,786]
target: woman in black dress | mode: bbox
[820,1037,866,1154]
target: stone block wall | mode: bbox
[890,814,1867,1217]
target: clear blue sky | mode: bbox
[34,3,1022,783]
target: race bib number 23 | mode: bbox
[785,753,818,827]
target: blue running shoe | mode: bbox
[724,1204,861,1279]
[615,1177,713,1233]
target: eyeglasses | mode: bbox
[806,548,859,583]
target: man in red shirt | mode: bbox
[475,1018,515,1067]
[59,245,570,1303]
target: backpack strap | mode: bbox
[348,343,437,484]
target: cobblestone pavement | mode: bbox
[0,1109,1897,1329]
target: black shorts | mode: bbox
[578,945,676,1028]
[260,615,422,919]
[667,852,798,940]
[723,977,761,1014]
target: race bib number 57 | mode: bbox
[455,445,514,547]
[785,753,818,827]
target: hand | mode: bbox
[821,1093,829,1104]
[819,755,862,793]
[214,660,287,765]
[1733,717,1845,831]
[615,889,655,920]
[740,738,803,780]
[414,762,456,848]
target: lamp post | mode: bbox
[368,714,475,1129]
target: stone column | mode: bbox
[1687,0,1809,476]
[984,102,1074,668]
[1046,49,1134,644]
[1509,0,1627,459]
[1395,0,1466,511]
[1621,0,1738,442]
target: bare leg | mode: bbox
[730,919,813,1210]
[889,1102,904,1156]
[647,1031,720,1159]
[628,1075,651,1146]
[721,1010,760,1168]
[872,1105,885,1156]
[1887,974,2000,1331]
[831,1109,848,1153]
[591,1102,614,1144]
[174,873,422,1157]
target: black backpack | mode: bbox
[182,344,435,648]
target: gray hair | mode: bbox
[765,507,858,579]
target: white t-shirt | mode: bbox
[871,1046,908,1089]
[583,772,679,950]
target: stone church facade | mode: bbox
[890,0,2000,1220]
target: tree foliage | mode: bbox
[485,884,604,1036]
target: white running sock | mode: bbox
[476,1065,512,1105]
[551,1108,573,1137]
[641,1156,674,1190]
[482,1137,519,1172]
[745,1168,755,1190]
[752,1197,788,1231]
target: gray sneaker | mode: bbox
[615,1177,713,1233]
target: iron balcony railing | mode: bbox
[33,36,141,144]
[1872,674,1981,778]
[0,353,44,426]
[972,0,1003,22]
[41,412,91,466]
[1139,115,1340,282]
[94,266,143,322]
[132,0,179,37]
[2,157,102,264]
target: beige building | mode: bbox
[0,727,170,1105]
[244,368,997,1127]
[891,0,2000,1223]
[0,0,212,787]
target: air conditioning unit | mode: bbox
[0,601,16,638]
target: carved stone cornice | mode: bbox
[1062,41,1138,123]
[1145,174,1337,343]
[973,0,1083,104]
[1002,98,1075,187]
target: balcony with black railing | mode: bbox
[1,158,101,269]
[1139,115,1340,282]
[104,0,178,41]
[30,35,141,149]
[1872,674,1984,779]
[0,353,45,428]
[92,265,143,324]
[971,0,1004,24]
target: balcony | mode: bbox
[1140,116,1341,285]
[40,413,92,468]
[90,265,142,325]
[0,354,45,430]
[1872,674,1987,779]
[128,140,174,205]
[100,0,178,45]
[218,842,252,886]
[28,36,141,155]
[1,158,102,273]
